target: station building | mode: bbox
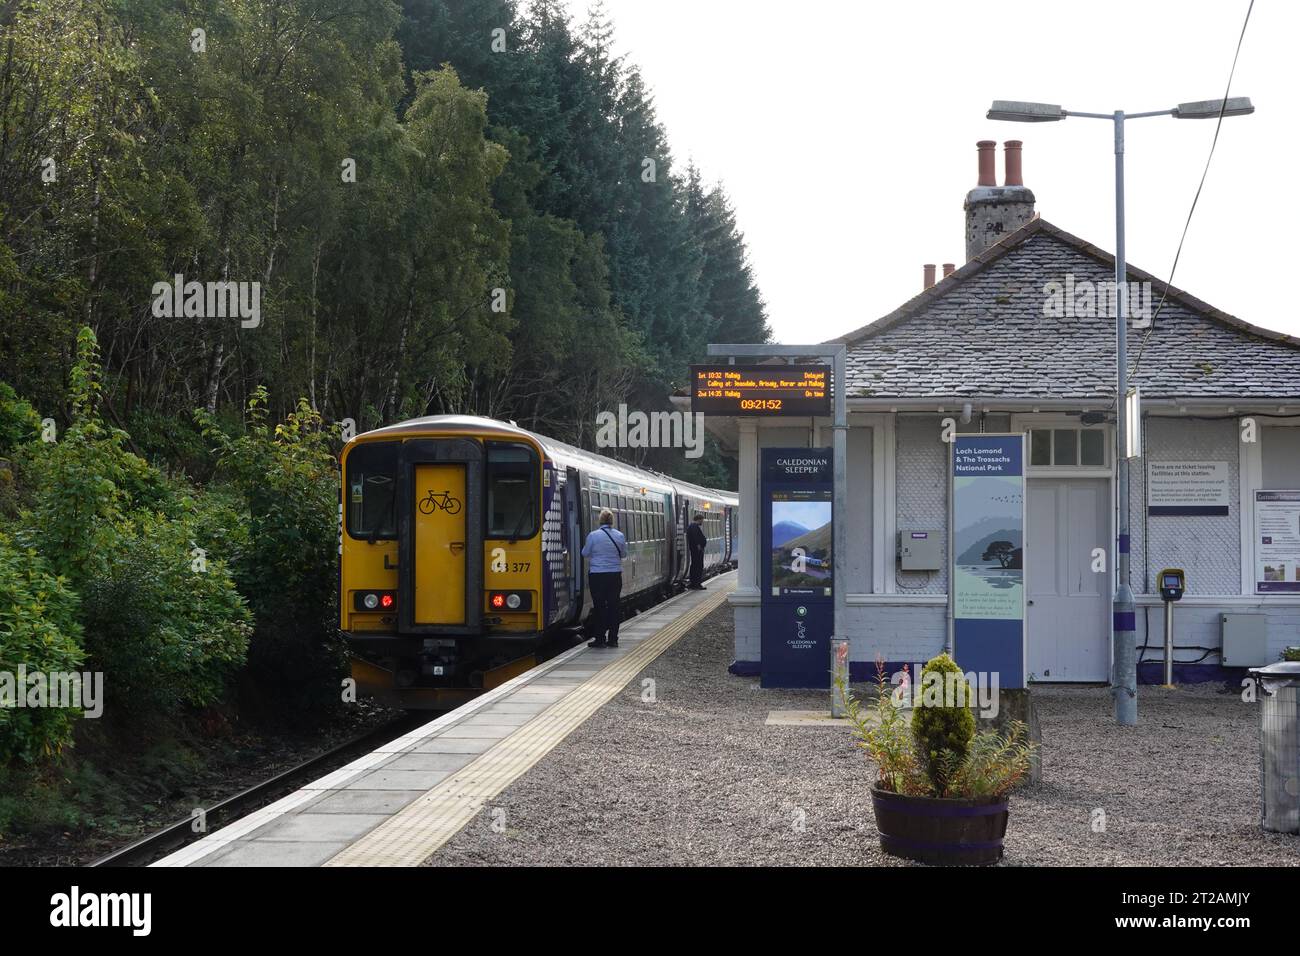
[702,141,1300,684]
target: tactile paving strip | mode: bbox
[324,579,734,866]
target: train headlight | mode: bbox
[354,590,397,612]
[487,591,532,612]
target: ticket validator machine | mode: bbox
[1158,568,1186,687]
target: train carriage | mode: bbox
[339,415,737,709]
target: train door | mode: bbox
[660,493,673,579]
[728,504,738,564]
[675,497,691,586]
[398,438,483,634]
[562,467,583,624]
[413,463,466,624]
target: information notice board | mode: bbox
[951,435,1026,689]
[760,448,833,688]
[1255,490,1300,593]
[1147,460,1231,516]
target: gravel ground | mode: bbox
[428,604,1300,866]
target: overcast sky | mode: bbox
[559,0,1296,345]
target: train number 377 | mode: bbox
[490,548,530,574]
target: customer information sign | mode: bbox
[1254,490,1300,593]
[951,435,1026,689]
[760,448,833,688]
[690,365,829,417]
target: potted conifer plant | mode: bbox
[839,653,1036,866]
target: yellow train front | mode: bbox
[339,414,737,709]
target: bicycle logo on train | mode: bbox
[419,489,462,515]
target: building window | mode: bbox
[1028,428,1107,467]
[1080,429,1105,466]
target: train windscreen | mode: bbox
[487,442,539,539]
[345,442,398,540]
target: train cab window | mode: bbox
[345,442,398,540]
[486,442,539,540]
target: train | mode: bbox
[339,414,738,708]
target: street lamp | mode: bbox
[988,96,1254,726]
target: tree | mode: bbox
[981,541,1019,568]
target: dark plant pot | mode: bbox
[870,786,1009,866]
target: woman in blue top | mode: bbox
[581,508,627,648]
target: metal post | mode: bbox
[1163,603,1175,688]
[1113,111,1138,725]
[831,344,848,715]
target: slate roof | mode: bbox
[833,218,1300,402]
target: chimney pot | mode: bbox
[1004,140,1024,187]
[923,264,936,290]
[976,140,997,187]
[942,263,955,278]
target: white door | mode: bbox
[1026,478,1109,681]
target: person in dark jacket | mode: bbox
[581,508,627,647]
[686,512,707,589]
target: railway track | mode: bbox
[89,713,428,868]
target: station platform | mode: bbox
[153,573,735,867]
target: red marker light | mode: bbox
[380,593,394,609]
[491,594,505,608]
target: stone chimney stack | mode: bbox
[964,140,1036,261]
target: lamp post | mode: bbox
[987,97,1254,726]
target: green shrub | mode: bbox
[15,329,139,586]
[911,653,976,793]
[17,328,252,722]
[0,531,85,765]
[938,721,1035,799]
[0,381,41,456]
[198,388,344,714]
[841,655,1036,800]
[124,407,220,480]
[79,514,252,717]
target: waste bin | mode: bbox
[1247,661,1300,833]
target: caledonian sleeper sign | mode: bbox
[690,364,830,416]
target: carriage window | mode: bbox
[487,443,539,539]
[345,442,399,540]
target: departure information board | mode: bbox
[690,364,830,416]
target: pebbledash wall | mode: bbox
[729,413,1300,683]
